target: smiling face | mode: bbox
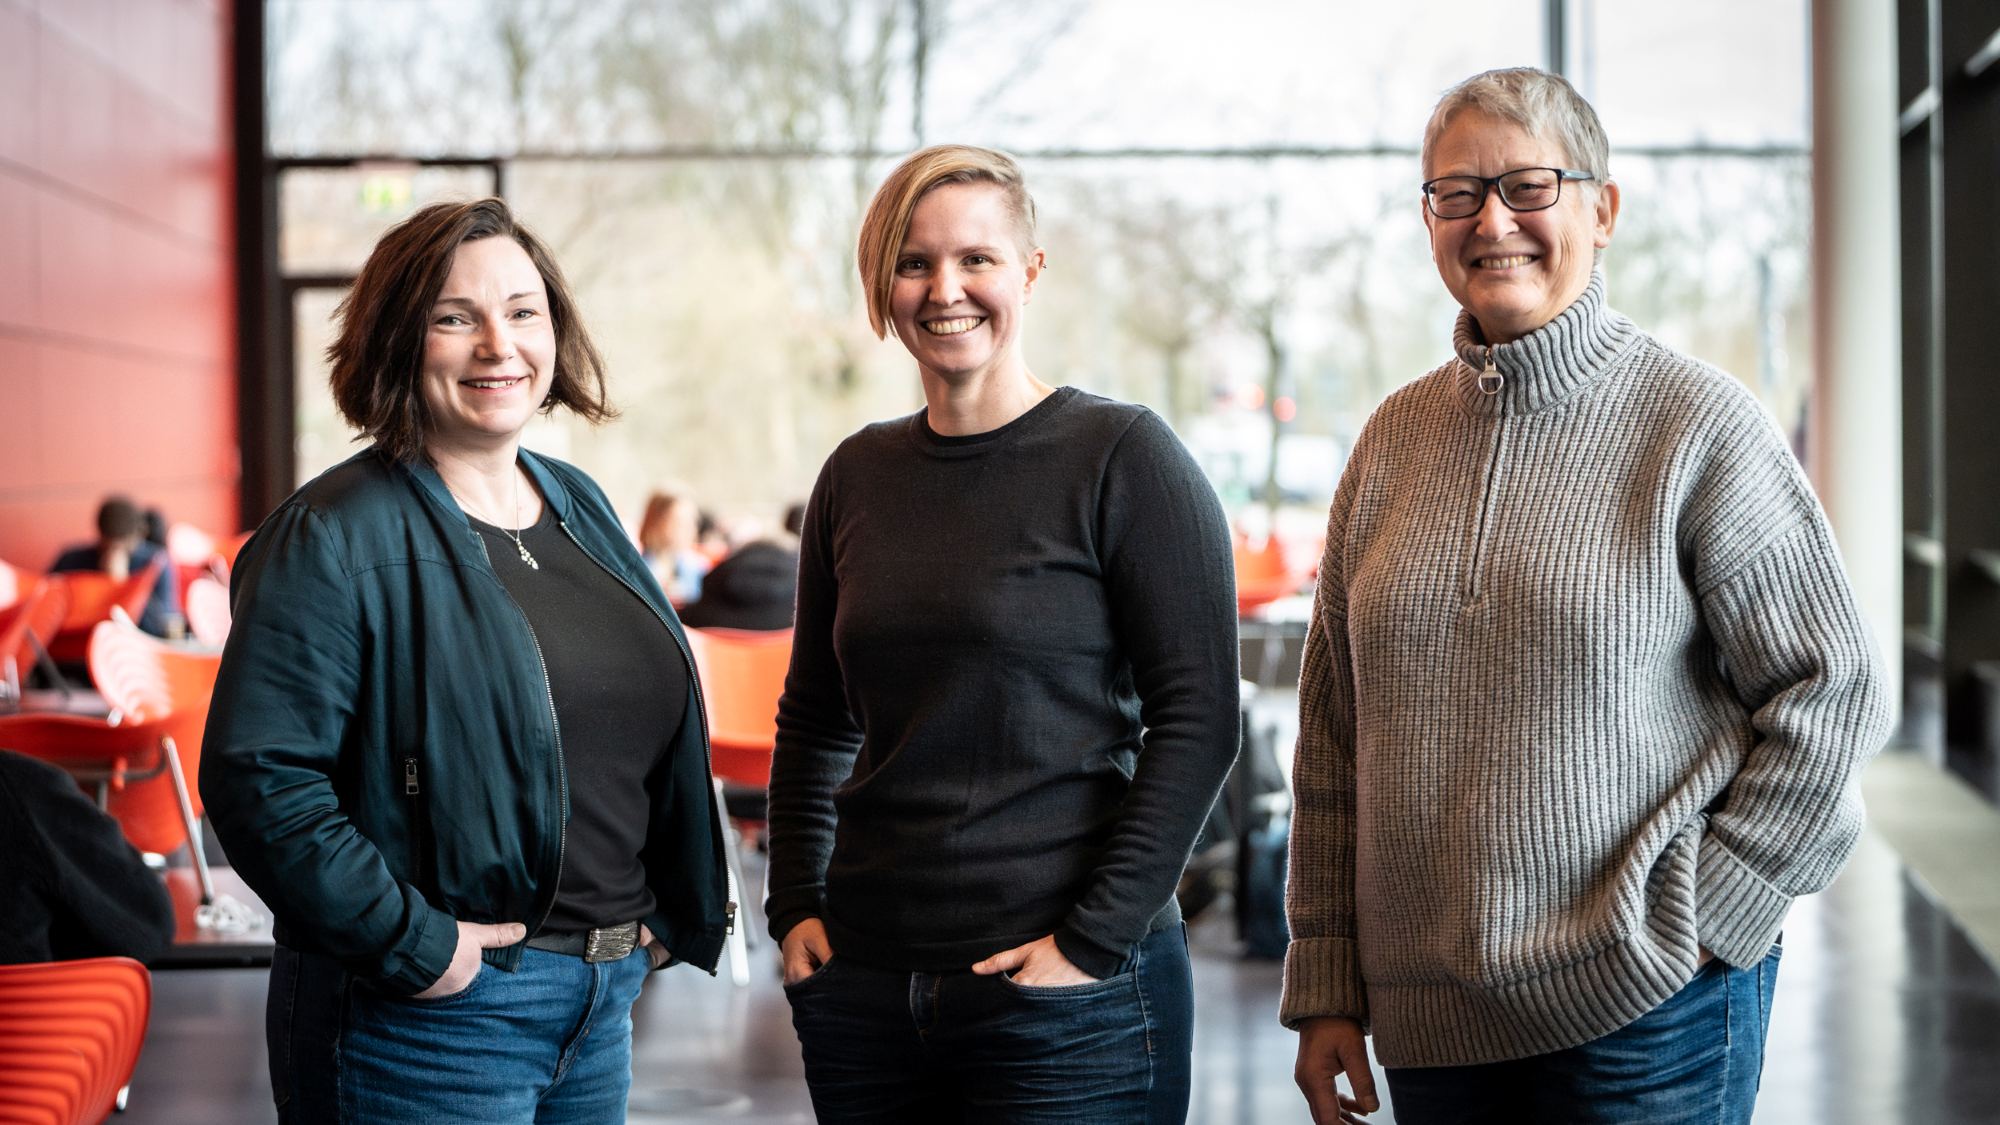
[419,236,556,459]
[1424,109,1619,344]
[888,181,1044,390]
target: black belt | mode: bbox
[525,921,640,963]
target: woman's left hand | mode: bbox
[971,934,1098,986]
[639,924,669,970]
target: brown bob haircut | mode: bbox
[855,145,1037,340]
[327,197,612,463]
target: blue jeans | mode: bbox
[1385,943,1783,1125]
[785,924,1194,1124]
[266,943,650,1124]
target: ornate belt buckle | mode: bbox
[583,922,639,963]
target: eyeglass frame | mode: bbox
[1419,167,1596,219]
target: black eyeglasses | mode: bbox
[1420,167,1595,219]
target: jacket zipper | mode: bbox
[560,521,737,962]
[1467,348,1508,604]
[403,757,428,890]
[471,534,569,941]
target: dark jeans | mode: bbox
[1386,943,1783,1125]
[785,924,1194,1124]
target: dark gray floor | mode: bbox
[122,821,2000,1125]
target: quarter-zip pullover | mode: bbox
[1280,274,1891,1067]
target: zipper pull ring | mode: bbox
[1478,349,1503,395]
[404,758,420,796]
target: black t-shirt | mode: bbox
[471,507,688,933]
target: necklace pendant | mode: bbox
[517,540,540,570]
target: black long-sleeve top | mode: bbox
[764,387,1240,979]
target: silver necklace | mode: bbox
[454,468,539,570]
[502,468,539,570]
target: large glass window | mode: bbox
[268,0,1809,535]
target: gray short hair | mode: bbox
[1421,68,1611,183]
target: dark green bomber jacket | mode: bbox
[199,446,731,995]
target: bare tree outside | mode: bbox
[267,0,1813,538]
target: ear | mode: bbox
[1592,180,1621,248]
[1022,247,1046,301]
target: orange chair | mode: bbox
[0,712,171,804]
[684,627,791,790]
[1,581,48,706]
[45,556,168,666]
[1233,535,1307,615]
[0,956,152,1124]
[182,575,231,648]
[86,616,218,904]
[4,581,70,703]
[0,559,38,609]
[681,627,792,986]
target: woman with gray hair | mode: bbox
[1281,68,1890,1124]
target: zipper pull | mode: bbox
[1478,349,1503,395]
[403,758,420,796]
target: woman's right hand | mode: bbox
[1295,1016,1379,1124]
[412,920,526,999]
[780,917,834,985]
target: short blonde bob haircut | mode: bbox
[855,145,1037,340]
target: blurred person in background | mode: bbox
[637,488,709,605]
[766,144,1240,1124]
[49,494,179,637]
[1282,68,1891,1125]
[201,197,730,1125]
[676,502,802,633]
[695,508,732,564]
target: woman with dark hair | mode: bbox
[766,145,1240,1123]
[201,198,731,1124]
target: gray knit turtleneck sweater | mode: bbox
[1279,274,1891,1068]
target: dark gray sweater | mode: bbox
[765,386,1240,978]
[1280,274,1892,1067]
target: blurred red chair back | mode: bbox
[0,559,36,609]
[0,712,166,796]
[683,627,791,788]
[2,580,69,705]
[1,582,48,704]
[0,956,152,1125]
[46,557,167,666]
[182,575,231,648]
[88,617,219,851]
[1233,536,1307,615]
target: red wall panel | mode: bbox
[0,0,237,573]
[0,3,36,165]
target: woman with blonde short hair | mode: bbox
[765,145,1241,1124]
